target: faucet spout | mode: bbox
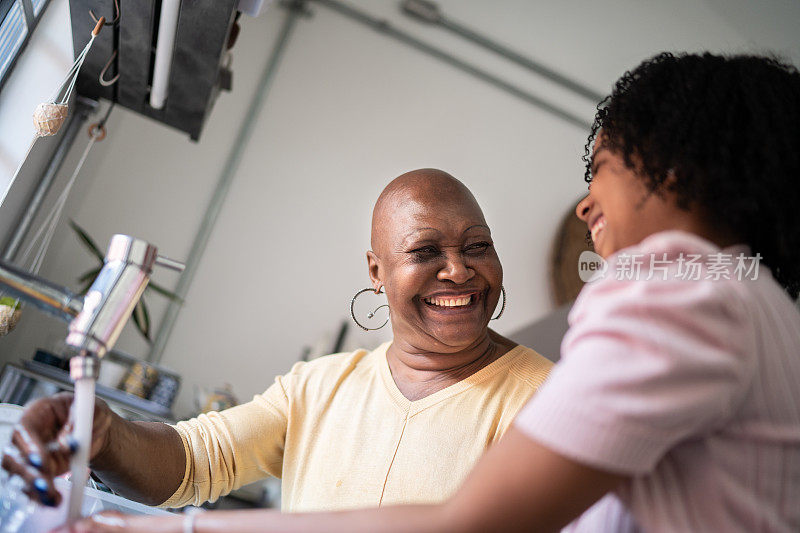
[0,260,83,322]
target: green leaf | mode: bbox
[0,297,21,310]
[77,266,103,284]
[147,281,183,303]
[130,303,143,336]
[69,220,105,261]
[139,301,152,343]
[77,279,95,296]
[131,300,152,342]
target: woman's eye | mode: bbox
[464,242,491,255]
[411,246,439,259]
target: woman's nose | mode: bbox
[437,252,475,284]
[575,194,593,222]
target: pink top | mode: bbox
[515,231,800,532]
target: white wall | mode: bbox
[1,0,798,418]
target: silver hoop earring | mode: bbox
[350,288,390,331]
[491,286,506,320]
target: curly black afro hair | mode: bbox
[584,52,800,298]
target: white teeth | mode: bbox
[424,295,473,307]
[591,217,607,242]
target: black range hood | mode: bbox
[69,0,239,140]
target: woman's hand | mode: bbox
[52,511,182,533]
[1,393,113,507]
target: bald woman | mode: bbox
[5,169,552,516]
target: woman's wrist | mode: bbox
[87,401,121,470]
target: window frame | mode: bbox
[0,1,17,22]
[0,0,53,93]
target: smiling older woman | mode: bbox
[3,169,552,516]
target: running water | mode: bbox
[0,472,34,533]
[67,377,95,521]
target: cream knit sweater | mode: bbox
[163,341,552,511]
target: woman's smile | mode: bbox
[420,290,483,315]
[589,213,607,251]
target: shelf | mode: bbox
[0,361,175,422]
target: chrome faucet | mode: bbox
[0,234,184,377]
[0,261,83,323]
[66,235,185,363]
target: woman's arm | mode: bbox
[90,408,185,505]
[7,367,294,510]
[245,427,622,533]
[70,427,622,533]
[438,427,624,533]
[2,393,185,507]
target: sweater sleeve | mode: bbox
[159,365,299,508]
[513,274,756,475]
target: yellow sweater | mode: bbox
[162,342,552,511]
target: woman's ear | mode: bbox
[366,251,382,291]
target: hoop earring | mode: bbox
[491,286,506,320]
[350,287,390,331]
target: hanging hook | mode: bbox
[91,1,120,87]
[98,50,120,86]
[89,0,120,26]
